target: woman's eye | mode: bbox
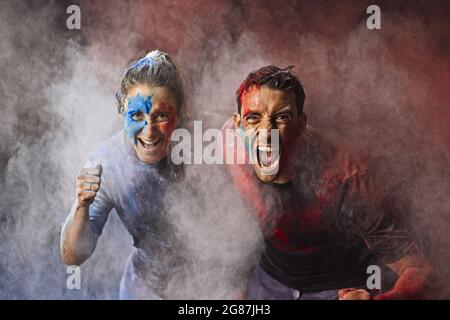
[131,112,145,121]
[155,113,170,122]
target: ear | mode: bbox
[118,101,126,121]
[233,112,242,129]
[176,103,188,127]
[122,98,128,114]
[298,112,307,129]
[176,108,182,127]
[296,112,307,137]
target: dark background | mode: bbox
[0,0,449,299]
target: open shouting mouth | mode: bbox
[255,143,281,176]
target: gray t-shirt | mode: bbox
[83,131,185,298]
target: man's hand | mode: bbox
[76,165,102,207]
[338,288,371,300]
[373,246,439,300]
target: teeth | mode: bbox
[140,138,159,146]
[141,139,156,144]
[258,145,272,152]
[256,144,280,168]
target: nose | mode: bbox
[260,116,274,130]
[141,117,159,138]
[257,117,275,144]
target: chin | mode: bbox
[253,161,284,182]
[140,154,166,164]
[255,171,279,183]
[253,152,291,184]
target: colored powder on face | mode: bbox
[239,124,256,163]
[124,93,153,144]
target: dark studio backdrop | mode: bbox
[0,0,449,299]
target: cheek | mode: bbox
[279,124,301,147]
[124,116,145,142]
[157,117,178,137]
[240,126,256,154]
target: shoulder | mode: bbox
[301,132,391,228]
[295,127,377,201]
[304,127,370,180]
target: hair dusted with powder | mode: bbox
[116,50,185,114]
[236,65,306,115]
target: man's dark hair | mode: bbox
[235,65,306,115]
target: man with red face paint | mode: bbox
[224,66,439,300]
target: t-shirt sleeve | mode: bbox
[339,170,415,264]
[83,157,113,236]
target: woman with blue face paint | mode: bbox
[60,50,187,299]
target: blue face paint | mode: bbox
[239,124,257,163]
[124,93,153,144]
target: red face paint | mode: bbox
[238,86,305,183]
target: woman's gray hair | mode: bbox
[115,50,184,114]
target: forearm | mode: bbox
[60,202,98,266]
[373,265,438,300]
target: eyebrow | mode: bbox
[274,105,293,114]
[243,110,261,117]
[152,102,176,111]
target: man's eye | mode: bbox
[131,112,145,121]
[275,113,291,123]
[245,115,261,124]
[155,113,170,122]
